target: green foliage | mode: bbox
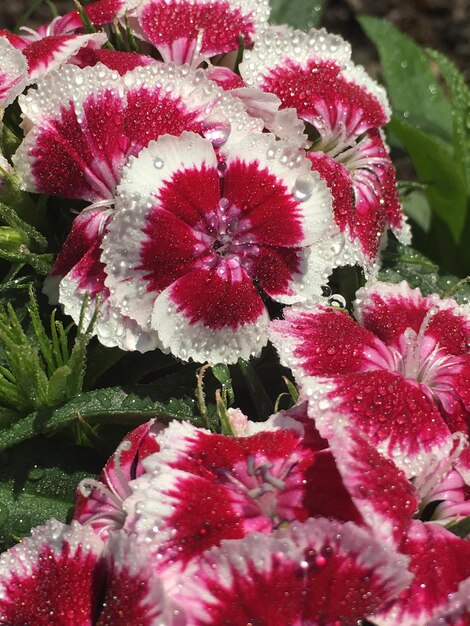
[379,243,470,304]
[0,385,195,453]
[359,17,470,275]
[0,438,101,550]
[269,0,325,30]
[447,516,470,539]
[0,289,95,424]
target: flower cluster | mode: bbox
[1,0,469,624]
[2,0,409,364]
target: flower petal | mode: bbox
[135,0,269,64]
[329,427,419,546]
[376,521,470,626]
[177,518,410,625]
[23,33,107,81]
[0,520,104,626]
[270,305,394,378]
[0,36,28,108]
[240,27,390,145]
[96,532,184,626]
[153,266,269,363]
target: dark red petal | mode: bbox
[347,130,405,259]
[223,158,305,247]
[22,34,106,80]
[261,58,388,140]
[330,428,418,545]
[155,162,221,231]
[355,282,432,349]
[0,521,104,626]
[139,0,260,63]
[49,207,109,281]
[323,369,452,476]
[138,206,207,294]
[270,306,389,377]
[166,266,264,331]
[72,47,155,75]
[248,245,302,298]
[25,90,126,202]
[307,151,355,236]
[378,521,470,626]
[96,533,177,625]
[180,519,410,625]
[124,85,204,157]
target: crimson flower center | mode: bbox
[197,196,257,274]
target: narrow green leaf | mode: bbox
[389,116,468,242]
[269,0,325,30]
[0,202,48,251]
[447,517,470,539]
[427,49,470,189]
[46,366,72,407]
[0,386,196,452]
[211,363,235,406]
[238,359,273,420]
[358,16,452,141]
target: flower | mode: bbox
[101,130,339,362]
[240,27,410,266]
[14,62,259,348]
[128,0,270,65]
[0,37,28,109]
[73,419,161,538]
[0,520,181,625]
[270,280,470,476]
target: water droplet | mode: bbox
[154,157,164,169]
[202,113,231,148]
[293,173,317,201]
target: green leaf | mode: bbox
[447,517,470,539]
[427,49,470,190]
[269,0,325,30]
[211,363,235,406]
[0,438,101,550]
[389,116,468,242]
[358,16,452,140]
[0,386,196,452]
[379,243,470,304]
[0,202,48,251]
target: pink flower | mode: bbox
[74,419,161,539]
[270,280,470,476]
[240,27,410,265]
[128,0,270,65]
[101,130,339,362]
[0,520,183,625]
[0,37,28,108]
[14,62,260,349]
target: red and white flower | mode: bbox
[0,520,184,625]
[129,0,270,65]
[14,62,260,348]
[240,27,409,266]
[74,419,161,538]
[0,37,28,109]
[101,130,339,362]
[175,518,411,625]
[270,280,470,476]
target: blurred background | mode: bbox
[0,0,469,78]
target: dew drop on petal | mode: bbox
[154,157,164,169]
[202,113,231,148]
[293,173,317,201]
